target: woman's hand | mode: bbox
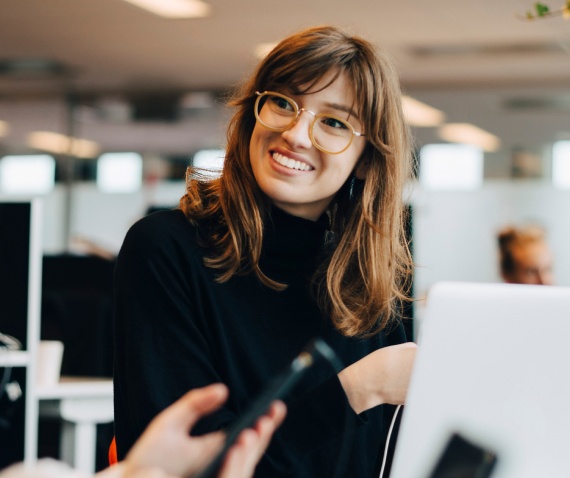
[120,383,286,478]
[338,342,417,414]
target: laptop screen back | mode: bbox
[391,281,570,478]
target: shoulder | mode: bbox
[128,208,192,236]
[116,209,213,286]
[119,209,203,260]
[125,209,196,245]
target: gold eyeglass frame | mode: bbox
[254,91,365,155]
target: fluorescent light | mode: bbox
[552,140,570,189]
[27,131,100,158]
[97,152,143,193]
[401,96,446,127]
[0,120,9,137]
[0,154,55,195]
[121,0,211,18]
[255,43,278,59]
[438,123,501,152]
[419,143,483,190]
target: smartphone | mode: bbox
[194,337,342,478]
[426,432,498,478]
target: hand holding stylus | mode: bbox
[120,384,286,478]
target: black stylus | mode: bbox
[194,338,341,478]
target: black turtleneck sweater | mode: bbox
[113,207,406,477]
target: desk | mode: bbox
[37,376,113,474]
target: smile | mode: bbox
[272,152,314,171]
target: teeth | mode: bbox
[272,152,313,171]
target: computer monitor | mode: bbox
[391,281,570,478]
[0,199,43,466]
[0,200,42,350]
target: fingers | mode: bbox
[218,401,287,478]
[256,401,287,446]
[126,385,229,478]
[218,429,259,478]
[162,383,229,430]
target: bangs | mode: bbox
[235,26,392,156]
[257,49,374,124]
[256,30,365,94]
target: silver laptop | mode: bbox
[391,281,570,478]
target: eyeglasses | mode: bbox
[254,91,365,155]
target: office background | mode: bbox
[2,0,570,296]
[1,0,570,471]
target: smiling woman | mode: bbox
[248,72,367,221]
[113,25,417,478]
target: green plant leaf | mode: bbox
[534,2,550,16]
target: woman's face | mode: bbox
[249,71,367,221]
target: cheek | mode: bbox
[340,144,366,179]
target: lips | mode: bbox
[272,152,314,171]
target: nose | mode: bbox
[281,110,314,150]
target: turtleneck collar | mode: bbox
[259,205,329,279]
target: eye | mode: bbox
[268,95,295,112]
[321,116,350,130]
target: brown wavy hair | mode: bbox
[180,25,414,337]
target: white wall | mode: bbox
[5,178,569,299]
[411,180,570,311]
[3,181,186,256]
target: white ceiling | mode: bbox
[1,0,570,167]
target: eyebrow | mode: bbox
[322,101,360,121]
[284,89,361,122]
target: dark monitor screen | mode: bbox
[0,202,33,350]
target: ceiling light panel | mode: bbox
[97,152,143,193]
[0,155,56,195]
[553,141,570,189]
[438,123,501,153]
[402,96,446,127]
[121,0,211,18]
[419,144,483,191]
[27,131,100,158]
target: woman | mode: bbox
[114,25,416,477]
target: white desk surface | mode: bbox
[35,376,114,474]
[36,376,113,400]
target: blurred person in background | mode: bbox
[497,224,554,285]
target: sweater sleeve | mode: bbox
[113,213,236,458]
[255,320,408,476]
